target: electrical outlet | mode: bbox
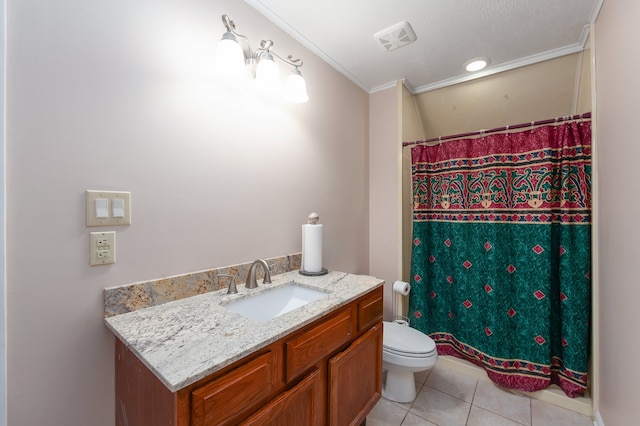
[97,250,110,259]
[89,231,116,266]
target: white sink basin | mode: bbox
[223,283,330,322]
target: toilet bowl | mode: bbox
[382,320,438,403]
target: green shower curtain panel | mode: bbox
[408,120,591,398]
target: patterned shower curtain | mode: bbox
[408,120,591,398]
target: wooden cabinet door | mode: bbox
[328,323,382,426]
[240,369,323,426]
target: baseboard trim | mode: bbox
[438,356,593,417]
[593,410,604,426]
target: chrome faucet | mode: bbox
[246,259,272,289]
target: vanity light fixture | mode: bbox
[216,14,309,103]
[465,57,489,72]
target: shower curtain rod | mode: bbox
[402,112,592,148]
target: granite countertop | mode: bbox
[105,270,384,392]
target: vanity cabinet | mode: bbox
[114,286,383,426]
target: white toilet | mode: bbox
[382,320,438,403]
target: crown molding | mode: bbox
[408,43,586,95]
[244,0,370,93]
[589,0,604,23]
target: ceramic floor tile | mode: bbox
[388,396,414,411]
[401,412,438,426]
[531,399,593,426]
[472,380,532,426]
[410,386,471,426]
[425,362,478,402]
[467,405,527,426]
[366,398,408,426]
[376,361,592,426]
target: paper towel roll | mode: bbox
[392,280,411,296]
[301,224,323,273]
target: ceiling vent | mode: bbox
[373,21,417,51]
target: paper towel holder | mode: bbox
[300,212,328,276]
[299,267,328,276]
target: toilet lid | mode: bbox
[383,321,437,356]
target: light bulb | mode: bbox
[216,31,245,78]
[255,53,280,93]
[283,68,309,103]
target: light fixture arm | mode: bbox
[221,14,245,38]
[221,15,303,69]
[270,51,304,69]
[218,14,308,102]
[254,39,274,62]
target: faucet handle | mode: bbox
[218,274,237,294]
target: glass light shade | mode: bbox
[255,53,280,93]
[216,31,245,77]
[283,68,309,103]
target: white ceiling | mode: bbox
[245,0,603,94]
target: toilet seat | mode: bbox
[385,346,437,358]
[383,321,437,358]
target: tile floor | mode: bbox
[367,360,593,426]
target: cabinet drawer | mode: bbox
[357,287,383,331]
[191,350,279,426]
[240,369,322,426]
[285,308,352,381]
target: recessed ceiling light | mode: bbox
[465,58,489,72]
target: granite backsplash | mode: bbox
[104,253,301,317]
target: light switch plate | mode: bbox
[86,190,131,226]
[89,231,116,265]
